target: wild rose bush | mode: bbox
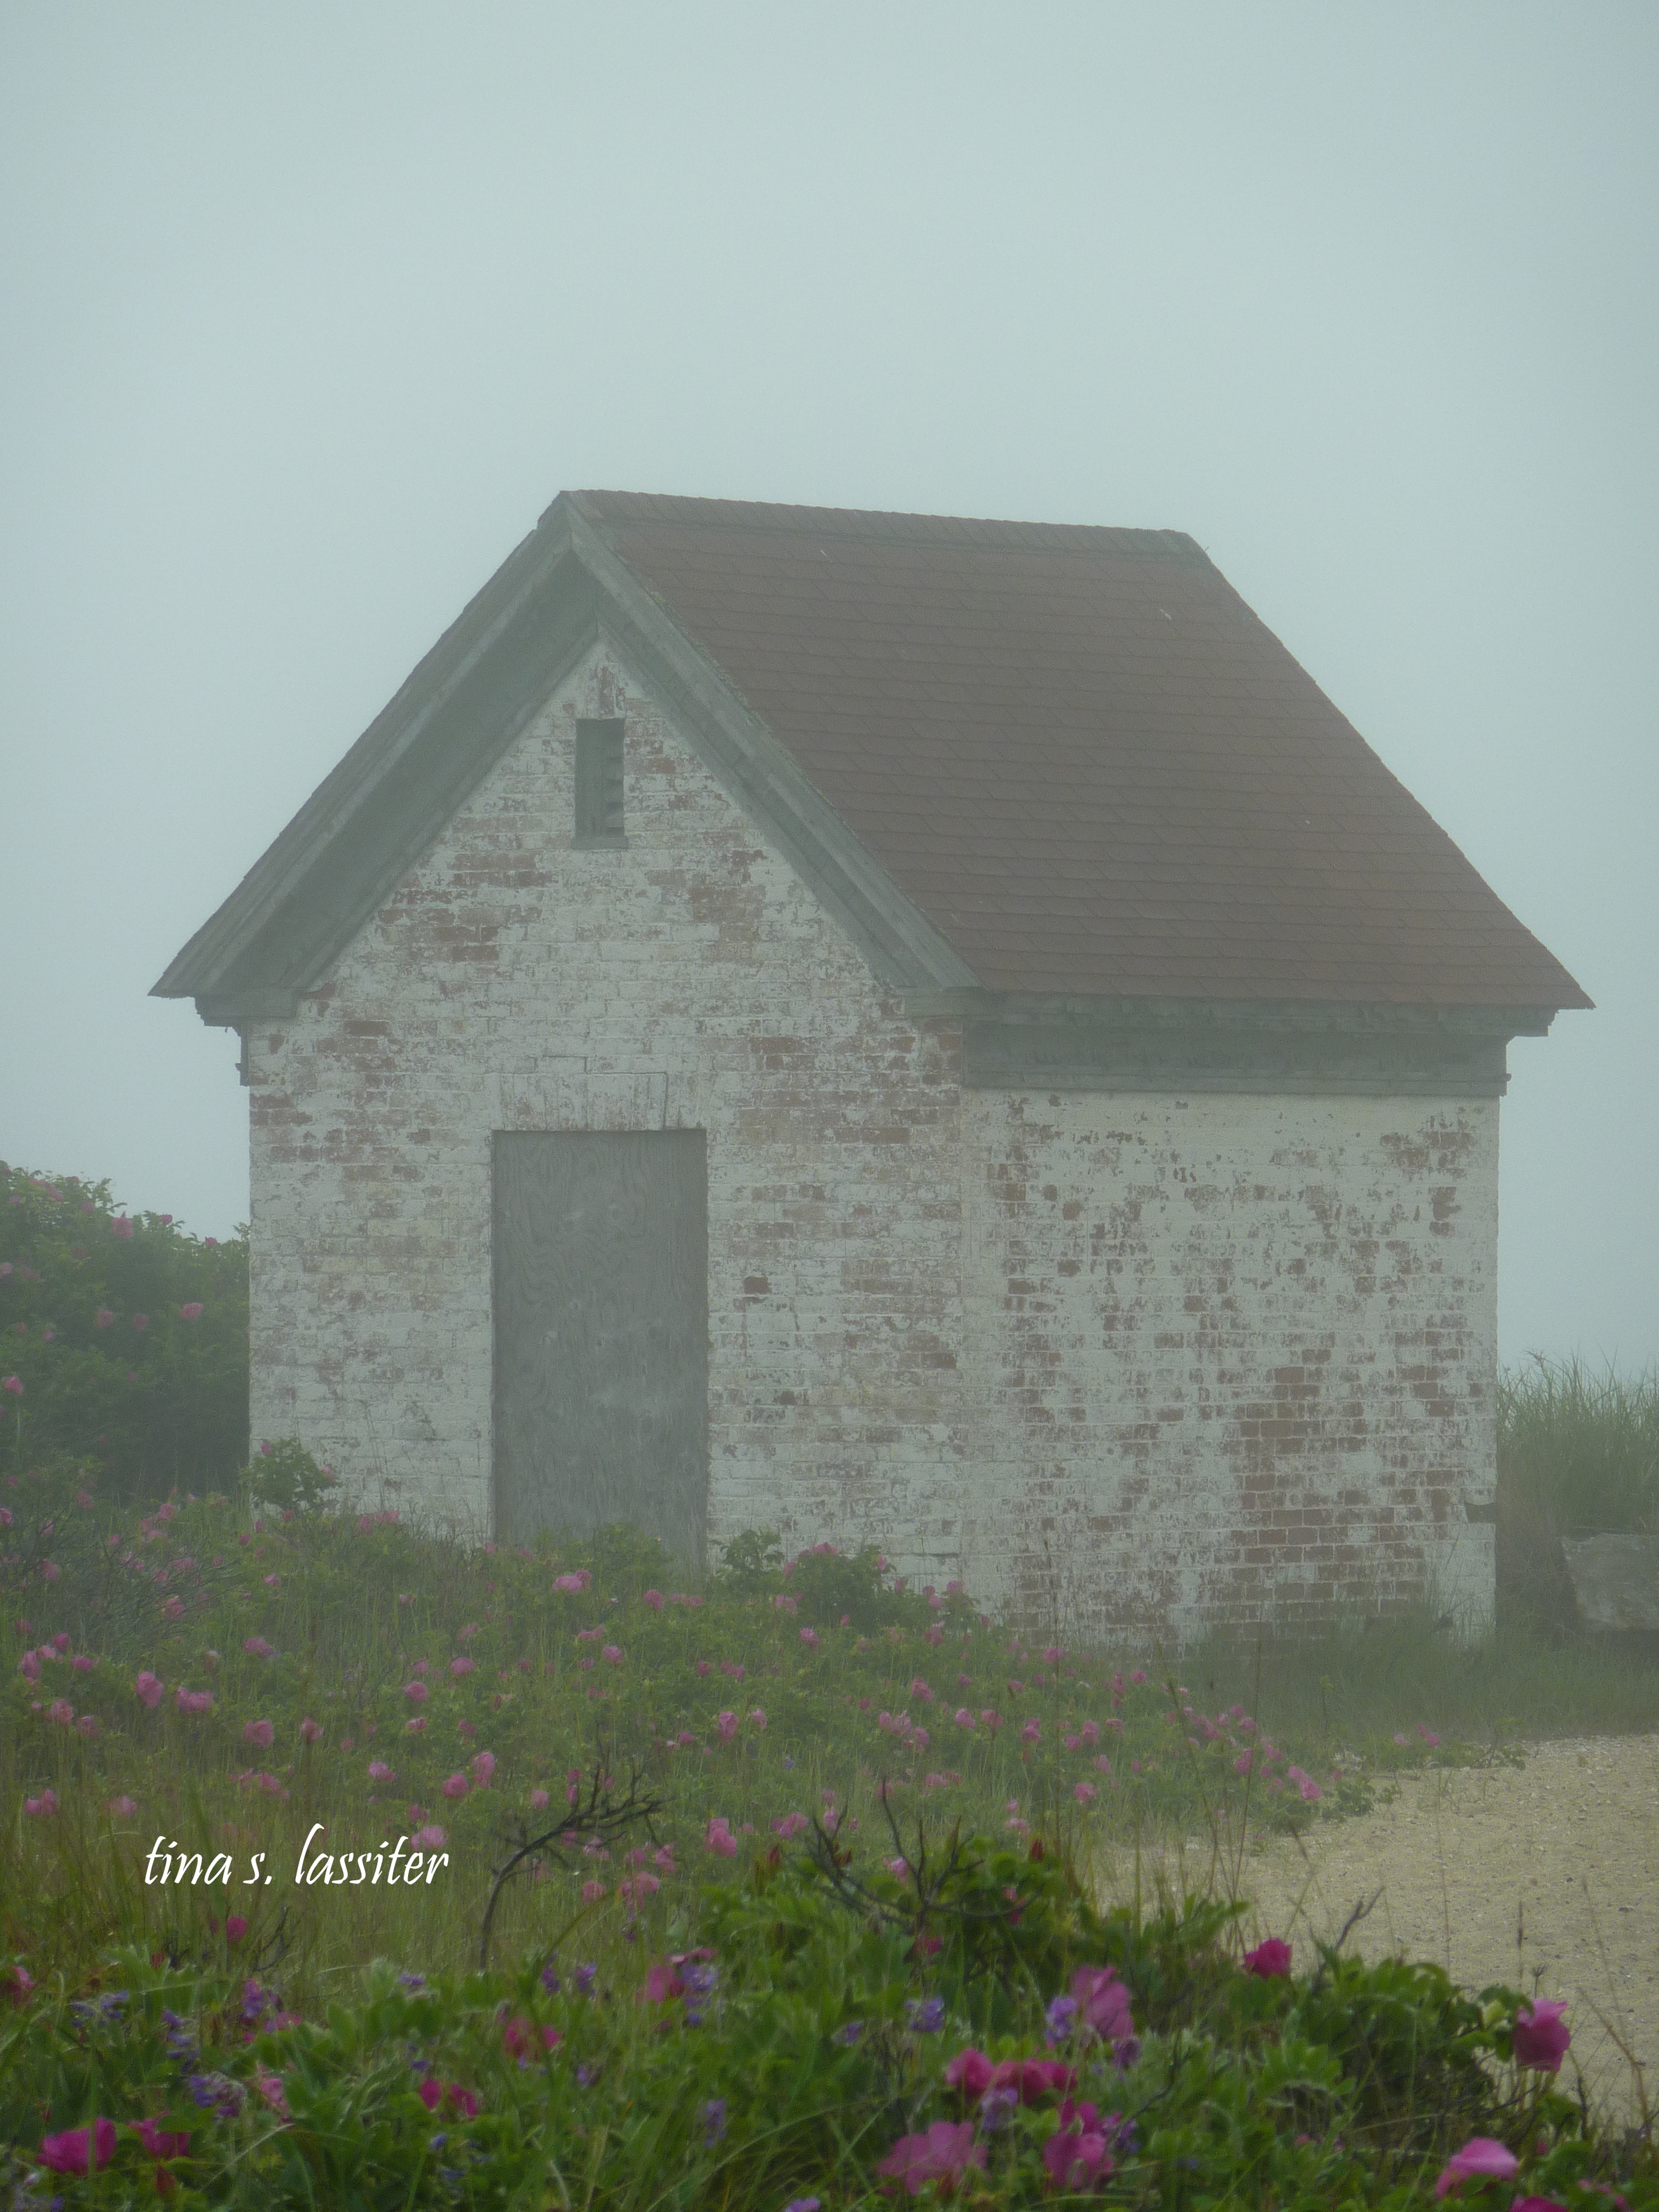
[3,1440,1648,2203]
[1,1474,1438,2009]
[0,1163,248,1499]
[1,1840,1650,2210]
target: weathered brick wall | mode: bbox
[248,640,972,1567]
[247,635,1498,1638]
[958,1092,1497,1641]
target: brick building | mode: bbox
[156,494,1587,1638]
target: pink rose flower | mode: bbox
[46,1698,74,1726]
[450,1656,476,1678]
[1513,1998,1572,2073]
[441,1773,469,1799]
[368,1760,394,1783]
[176,1688,213,1714]
[580,1879,607,1903]
[470,1750,496,1786]
[403,1680,429,1702]
[1435,2138,1520,2197]
[704,1816,739,1858]
[38,2117,117,2175]
[989,2056,1076,2103]
[24,1789,60,1816]
[244,1719,274,1748]
[131,2116,190,2157]
[300,1716,323,1742]
[944,2046,995,2096]
[1042,2119,1114,2193]
[135,1670,164,1708]
[1242,1938,1293,1979]
[772,1812,810,1838]
[412,1824,446,1849]
[875,2119,987,2195]
[643,1959,685,2002]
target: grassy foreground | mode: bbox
[5,1458,1659,2205]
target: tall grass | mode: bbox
[1497,1357,1659,1631]
[1499,1357,1659,1535]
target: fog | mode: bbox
[1,4,1654,1370]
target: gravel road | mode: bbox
[1096,1735,1659,2121]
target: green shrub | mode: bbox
[5,1485,1656,2204]
[0,1163,248,1502]
[0,1849,1648,2208]
[244,1438,334,1518]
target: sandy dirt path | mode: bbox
[1094,1735,1659,2120]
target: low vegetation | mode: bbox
[0,1162,248,1500]
[5,1453,1658,2204]
[1498,1355,1659,1633]
[5,1159,1658,2200]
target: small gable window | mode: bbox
[574,718,626,847]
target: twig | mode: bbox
[1331,1887,1383,1956]
[478,1757,663,1968]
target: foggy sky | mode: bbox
[2,3,1654,1373]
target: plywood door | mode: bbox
[493,1131,708,1562]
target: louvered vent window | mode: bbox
[574,719,626,846]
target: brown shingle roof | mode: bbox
[575,490,1588,1009]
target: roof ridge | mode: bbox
[565,488,1207,561]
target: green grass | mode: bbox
[3,1471,1385,2007]
[1184,1605,1659,1753]
[1499,1355,1659,1537]
[8,1459,1659,2205]
[1496,1355,1659,1632]
[9,1448,1659,2022]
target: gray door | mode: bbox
[492,1130,707,1562]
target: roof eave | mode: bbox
[153,494,980,1025]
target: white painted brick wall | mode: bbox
[247,636,1498,1639]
